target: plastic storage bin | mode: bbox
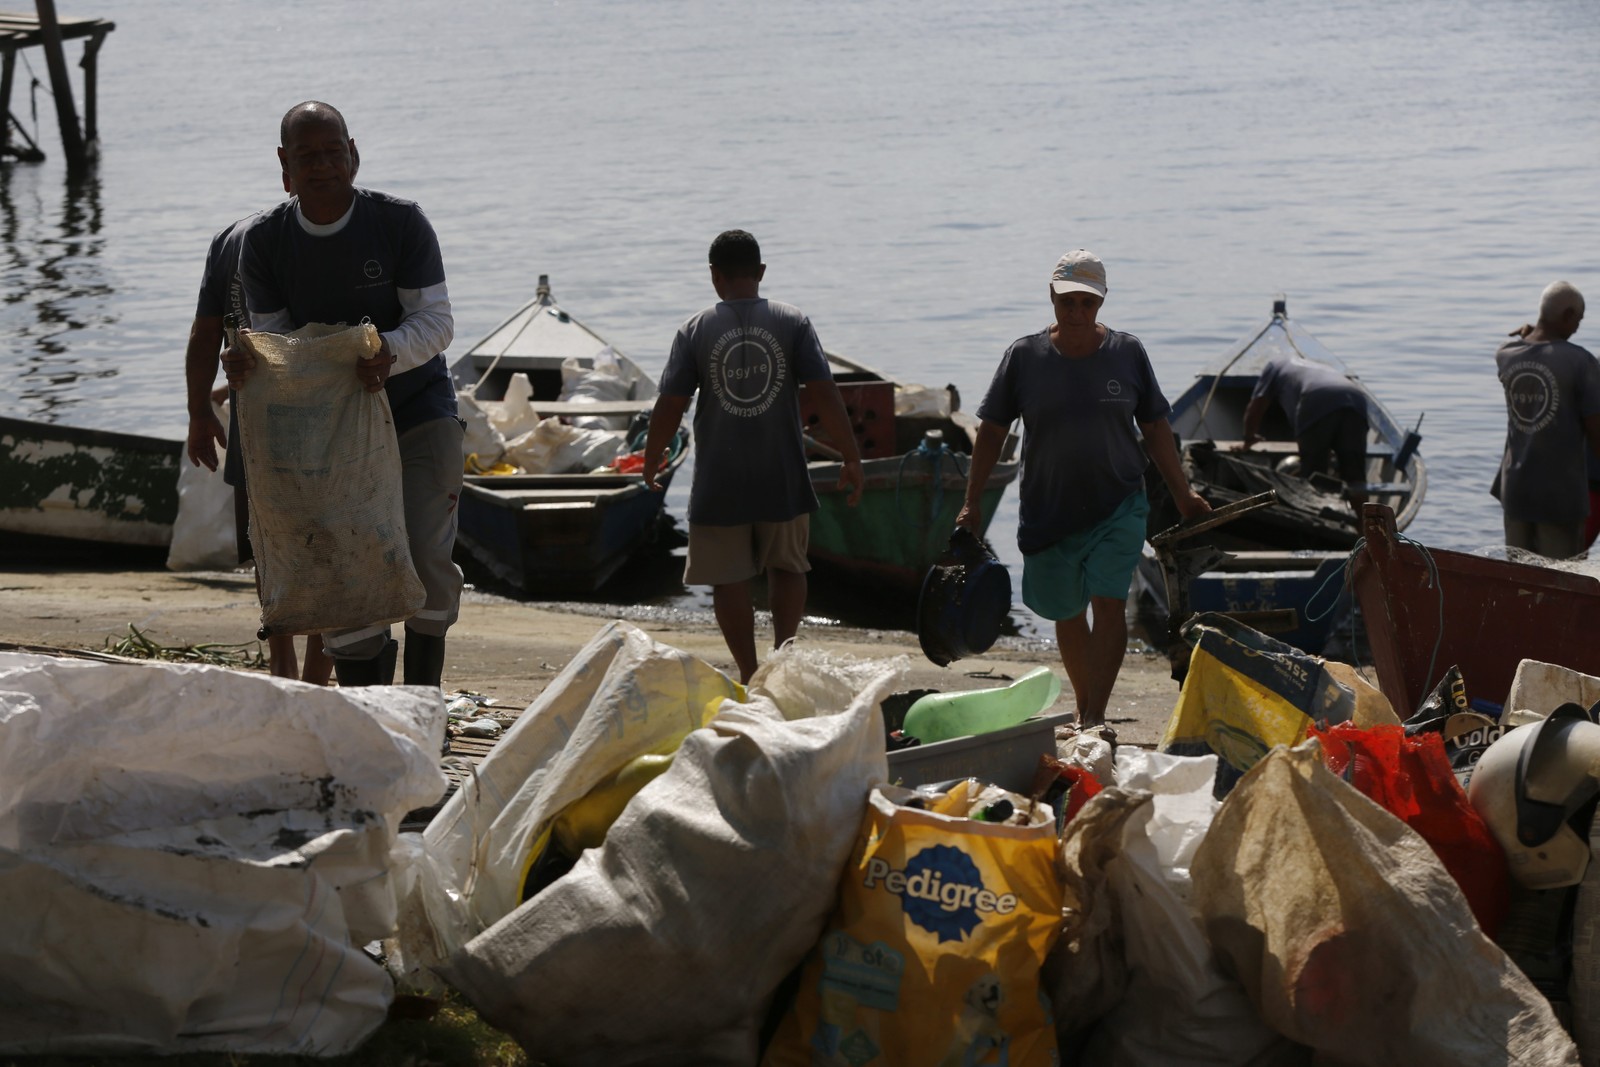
[886,711,1072,794]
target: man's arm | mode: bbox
[955,419,1008,532]
[1241,395,1271,448]
[381,282,454,373]
[184,315,227,470]
[642,394,692,492]
[805,380,864,506]
[1140,417,1211,519]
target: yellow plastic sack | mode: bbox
[764,780,1063,1067]
[1160,612,1357,795]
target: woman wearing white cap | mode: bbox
[956,249,1209,727]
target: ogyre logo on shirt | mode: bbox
[709,325,786,417]
[862,845,1018,942]
[1504,361,1560,433]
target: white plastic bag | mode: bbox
[1076,750,1303,1065]
[0,651,446,1056]
[166,399,237,572]
[558,347,637,431]
[455,382,509,468]
[748,640,909,720]
[236,323,425,636]
[502,419,625,474]
[480,372,542,441]
[390,621,745,979]
[438,683,893,1065]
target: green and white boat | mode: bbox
[0,414,182,561]
[802,352,1019,589]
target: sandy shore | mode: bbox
[0,565,1184,747]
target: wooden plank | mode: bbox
[528,398,655,416]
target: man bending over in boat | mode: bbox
[1240,354,1370,512]
[643,230,863,684]
[1491,280,1600,560]
[956,249,1209,729]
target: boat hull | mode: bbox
[801,355,1019,590]
[1351,504,1600,713]
[454,454,685,596]
[0,415,181,558]
[808,462,1012,587]
[1133,549,1348,655]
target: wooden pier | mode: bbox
[1,5,114,172]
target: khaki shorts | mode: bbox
[684,515,812,586]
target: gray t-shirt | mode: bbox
[1251,357,1366,435]
[1494,337,1600,523]
[659,298,832,525]
[978,327,1171,553]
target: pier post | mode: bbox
[32,0,88,174]
[80,25,107,148]
[0,47,14,159]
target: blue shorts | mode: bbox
[1022,491,1150,621]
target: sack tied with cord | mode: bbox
[235,322,425,636]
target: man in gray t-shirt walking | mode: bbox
[1492,280,1600,559]
[644,230,863,683]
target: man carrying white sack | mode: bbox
[225,100,464,688]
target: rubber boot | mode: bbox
[403,628,447,688]
[334,638,398,687]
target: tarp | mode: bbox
[0,652,446,1056]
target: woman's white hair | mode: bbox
[1539,280,1585,324]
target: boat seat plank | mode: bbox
[1203,440,1298,453]
[527,399,656,417]
[1359,482,1410,496]
[1204,439,1407,461]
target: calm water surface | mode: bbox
[4,0,1597,634]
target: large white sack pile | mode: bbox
[0,652,446,1057]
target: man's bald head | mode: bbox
[280,101,349,147]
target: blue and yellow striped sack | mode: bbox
[1160,612,1358,795]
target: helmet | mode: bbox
[1468,702,1600,889]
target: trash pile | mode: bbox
[5,615,1600,1064]
[457,349,659,476]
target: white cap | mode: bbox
[1050,249,1107,297]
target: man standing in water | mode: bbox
[226,101,464,688]
[957,249,1209,727]
[643,230,863,683]
[1492,280,1600,559]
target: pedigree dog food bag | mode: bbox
[764,780,1063,1067]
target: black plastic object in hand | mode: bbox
[916,526,1013,667]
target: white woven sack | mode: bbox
[236,323,425,636]
[0,651,447,1056]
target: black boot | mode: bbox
[403,628,446,688]
[334,638,398,687]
